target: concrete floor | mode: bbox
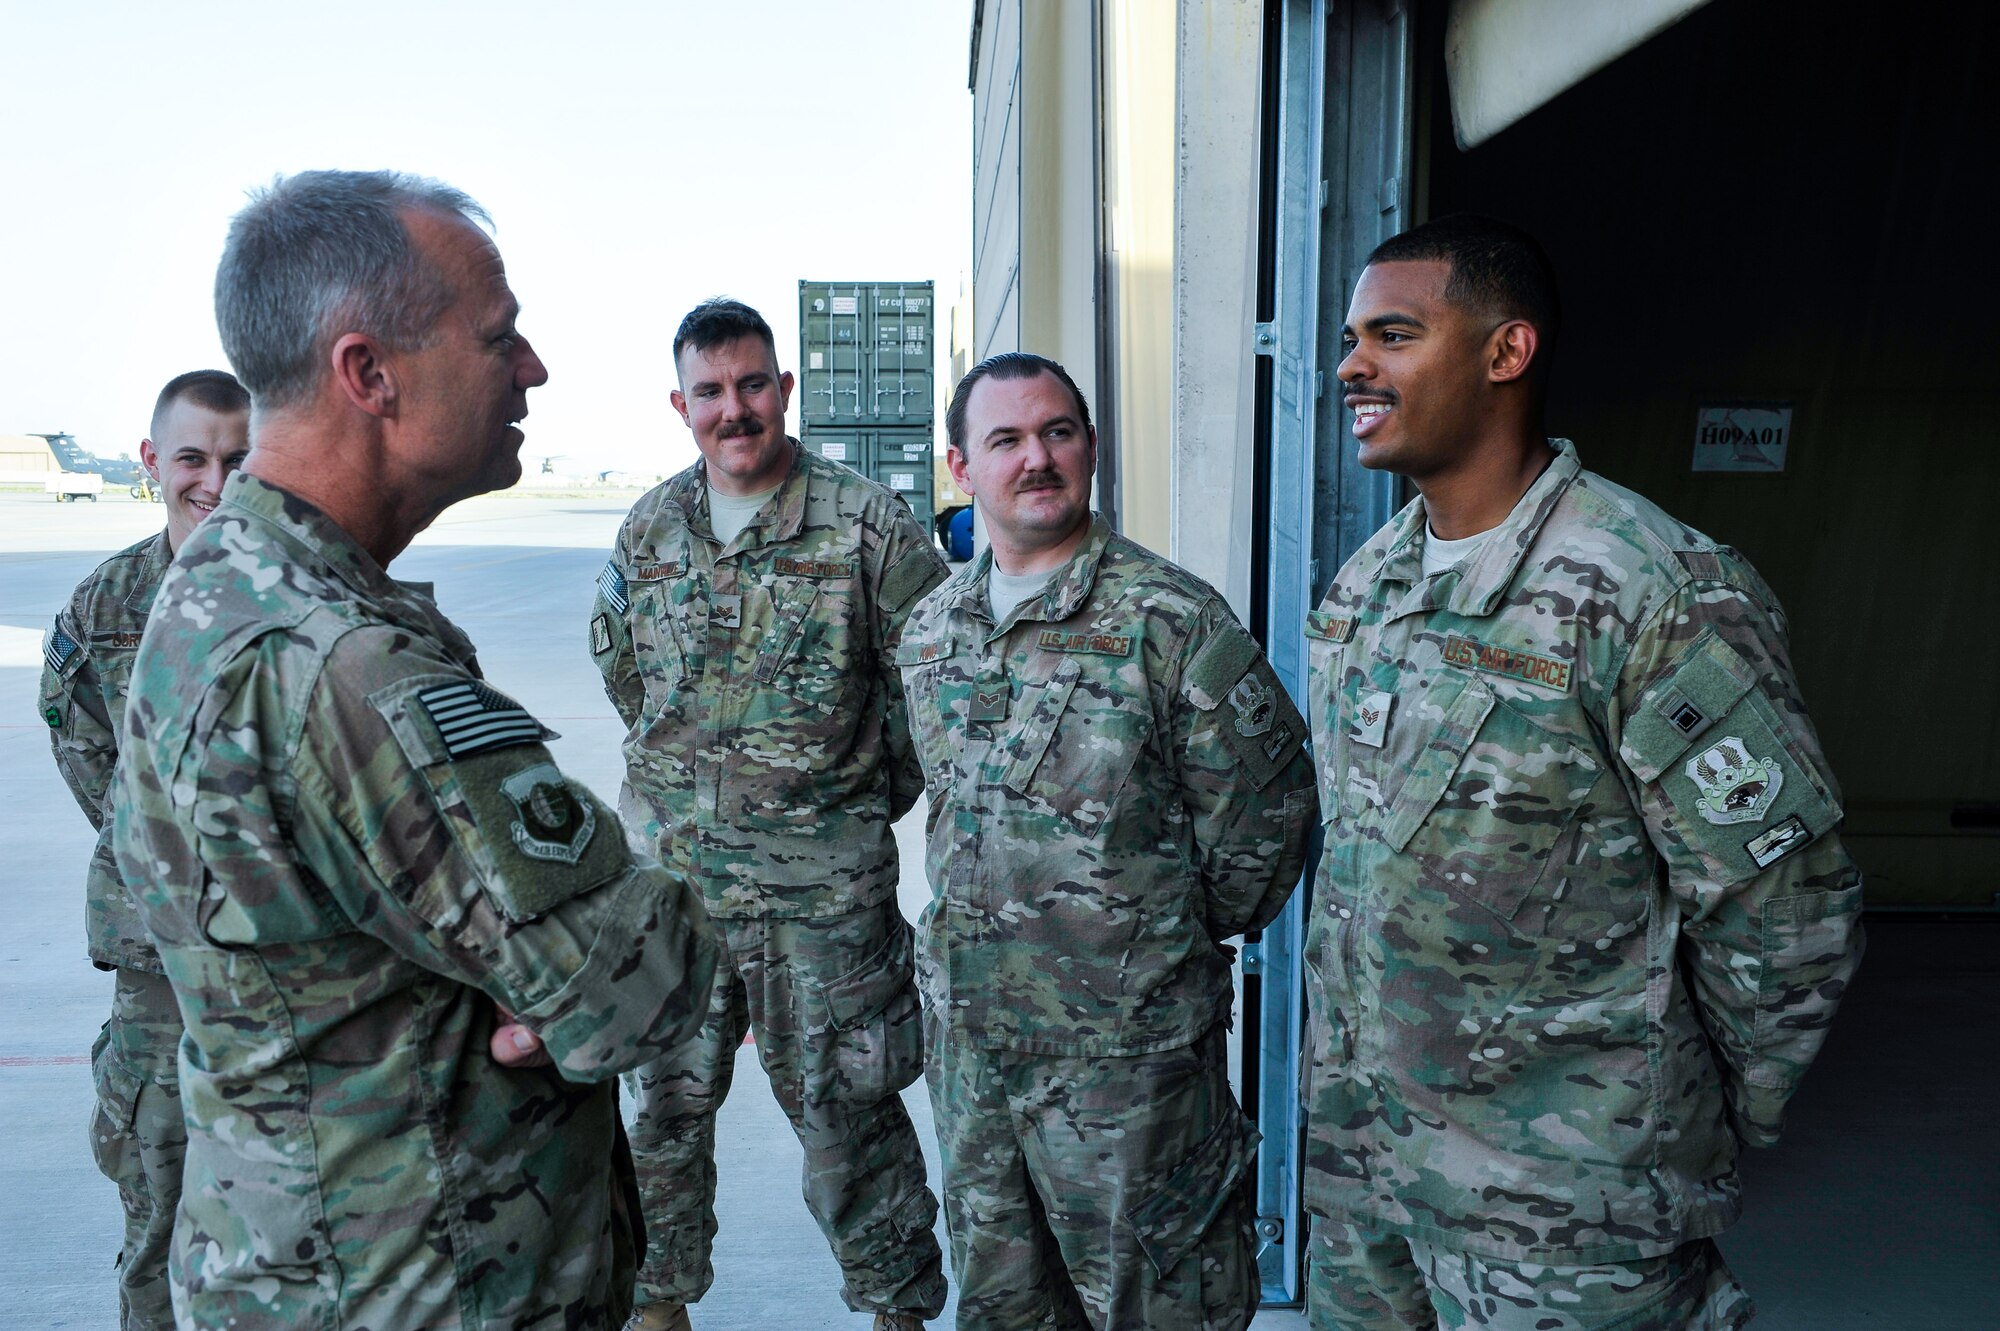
[1,490,1990,1328]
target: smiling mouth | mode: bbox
[1349,400,1393,437]
[186,497,217,515]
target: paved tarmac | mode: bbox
[5,490,1991,1329]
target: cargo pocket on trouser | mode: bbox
[800,910,924,1142]
[87,1026,145,1202]
[1127,1111,1263,1331]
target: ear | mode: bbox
[670,388,691,429]
[1487,320,1539,385]
[947,443,976,497]
[329,332,399,418]
[139,437,161,481]
[777,369,795,414]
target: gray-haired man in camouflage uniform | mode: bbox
[1303,214,1864,1329]
[897,353,1318,1330]
[41,368,248,1329]
[591,299,948,1331]
[110,170,719,1331]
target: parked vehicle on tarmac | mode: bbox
[47,471,104,502]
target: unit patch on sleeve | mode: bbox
[500,762,597,864]
[1441,634,1572,692]
[44,623,80,673]
[1684,735,1783,825]
[1228,672,1275,738]
[417,680,547,759]
[598,561,630,614]
[590,614,611,656]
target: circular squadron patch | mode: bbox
[501,762,597,864]
[1684,735,1783,825]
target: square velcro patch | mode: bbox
[417,680,545,758]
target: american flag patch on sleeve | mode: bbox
[416,680,547,758]
[598,562,629,615]
[45,622,81,673]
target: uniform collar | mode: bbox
[675,440,808,551]
[938,513,1113,635]
[221,471,401,601]
[1373,439,1582,622]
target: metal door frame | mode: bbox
[1246,0,1415,1304]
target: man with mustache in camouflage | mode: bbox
[1302,213,1863,1329]
[41,368,248,1329]
[111,170,718,1330]
[592,299,948,1331]
[898,352,1318,1329]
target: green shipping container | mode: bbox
[798,281,935,427]
[800,424,936,531]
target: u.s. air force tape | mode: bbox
[598,561,629,615]
[45,623,80,673]
[417,680,545,758]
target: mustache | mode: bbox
[1343,388,1398,407]
[718,421,765,439]
[1016,472,1066,492]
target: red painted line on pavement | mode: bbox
[0,1055,90,1067]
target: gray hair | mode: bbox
[214,170,490,410]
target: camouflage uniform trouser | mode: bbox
[87,967,186,1331]
[1304,1218,1756,1330]
[925,1020,1261,1331]
[627,898,946,1316]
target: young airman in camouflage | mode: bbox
[591,299,948,1331]
[899,353,1318,1330]
[40,369,249,1330]
[1303,214,1864,1329]
[110,171,718,1331]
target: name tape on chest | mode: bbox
[772,556,854,579]
[1036,629,1134,656]
[597,562,630,614]
[907,637,955,665]
[1441,634,1572,692]
[630,560,685,583]
[44,623,80,673]
[1305,611,1355,644]
[99,631,142,649]
[417,681,546,759]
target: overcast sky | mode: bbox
[0,0,972,478]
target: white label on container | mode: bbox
[820,441,849,460]
[890,472,916,490]
[831,296,858,315]
[809,352,824,370]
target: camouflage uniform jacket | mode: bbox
[110,472,718,1330]
[897,515,1318,1057]
[1304,440,1864,1263]
[41,531,171,972]
[592,444,947,918]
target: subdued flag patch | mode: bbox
[44,623,80,673]
[417,680,545,759]
[598,561,629,614]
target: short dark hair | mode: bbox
[215,170,488,410]
[1366,213,1561,345]
[151,369,250,437]
[673,298,778,369]
[945,352,1094,453]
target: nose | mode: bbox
[1337,342,1370,385]
[516,337,550,389]
[1019,430,1055,471]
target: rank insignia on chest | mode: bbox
[969,673,1010,722]
[500,762,597,864]
[1352,689,1393,748]
[1685,735,1783,824]
[711,592,743,629]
